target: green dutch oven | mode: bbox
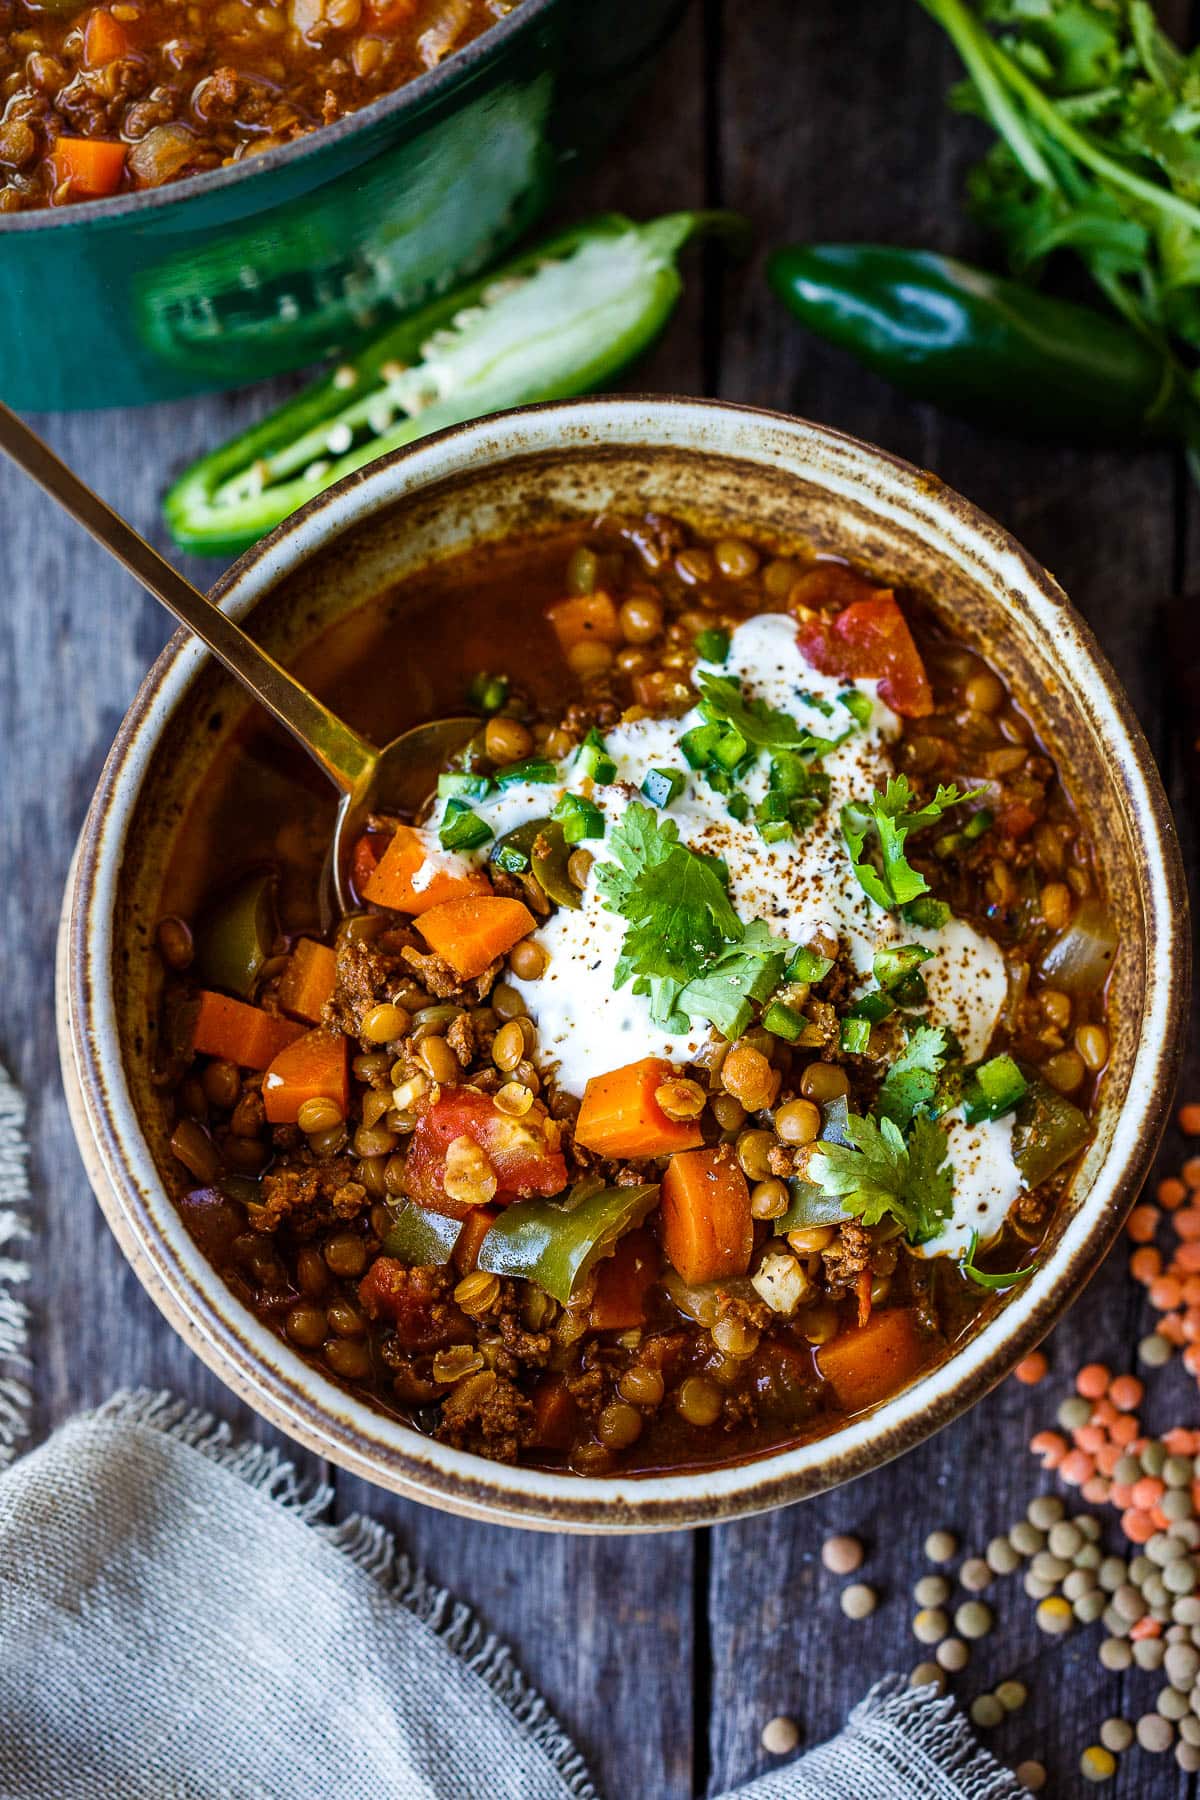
[0,0,684,411]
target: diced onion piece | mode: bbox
[1039,899,1118,997]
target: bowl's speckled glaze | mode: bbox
[57,397,1189,1530]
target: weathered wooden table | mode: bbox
[4,3,1199,1794]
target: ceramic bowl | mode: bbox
[58,396,1189,1531]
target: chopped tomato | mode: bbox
[358,1258,473,1350]
[787,562,882,614]
[403,1086,568,1220]
[796,592,933,719]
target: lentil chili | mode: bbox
[0,0,519,211]
[153,512,1114,1477]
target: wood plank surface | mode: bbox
[1,0,1198,1794]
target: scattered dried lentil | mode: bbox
[1036,1597,1074,1635]
[840,1583,876,1621]
[955,1601,993,1640]
[924,1530,958,1564]
[936,1637,969,1672]
[913,1575,951,1607]
[1099,1717,1133,1752]
[909,1662,945,1693]
[970,1694,1004,1728]
[959,1558,992,1593]
[760,1716,799,1756]
[1015,1761,1046,1792]
[1079,1744,1117,1782]
[820,1535,863,1575]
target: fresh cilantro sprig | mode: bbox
[807,1110,955,1244]
[877,1024,949,1128]
[842,775,983,909]
[596,804,792,1034]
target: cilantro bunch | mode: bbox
[923,0,1200,385]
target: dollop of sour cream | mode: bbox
[417,611,1020,1249]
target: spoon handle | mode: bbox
[0,402,377,797]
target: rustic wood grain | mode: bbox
[2,0,1199,1793]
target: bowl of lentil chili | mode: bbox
[59,396,1187,1530]
[0,0,684,408]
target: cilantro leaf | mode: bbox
[694,670,840,755]
[597,804,741,994]
[841,775,982,910]
[877,1025,950,1128]
[808,1109,954,1244]
[674,921,794,1040]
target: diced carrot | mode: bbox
[590,1229,659,1330]
[574,1057,705,1160]
[83,9,131,63]
[262,1027,349,1125]
[363,823,493,915]
[855,1267,872,1329]
[416,895,536,980]
[530,1378,580,1451]
[452,1205,498,1276]
[190,990,304,1070]
[817,1307,927,1414]
[660,1147,752,1286]
[277,938,337,1023]
[545,591,622,655]
[49,137,126,199]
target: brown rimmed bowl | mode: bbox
[57,396,1189,1531]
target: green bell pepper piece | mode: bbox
[1011,1072,1092,1189]
[164,211,748,557]
[775,1097,855,1234]
[961,1053,1028,1126]
[476,1183,659,1306]
[193,871,278,1001]
[381,1200,462,1266]
[768,245,1200,451]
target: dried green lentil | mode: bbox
[1100,1638,1133,1671]
[841,1583,877,1620]
[1136,1713,1175,1753]
[955,1601,993,1640]
[1007,1520,1044,1556]
[936,1637,969,1672]
[913,1574,951,1607]
[995,1679,1027,1713]
[1079,1745,1117,1783]
[1140,1332,1174,1367]
[985,1537,1020,1575]
[909,1662,945,1692]
[959,1558,991,1593]
[913,1608,948,1645]
[924,1530,958,1563]
[1028,1495,1065,1529]
[1036,1597,1074,1635]
[1099,1718,1133,1753]
[970,1694,1004,1729]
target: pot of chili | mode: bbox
[58,396,1187,1530]
[0,0,685,409]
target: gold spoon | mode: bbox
[0,401,476,916]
